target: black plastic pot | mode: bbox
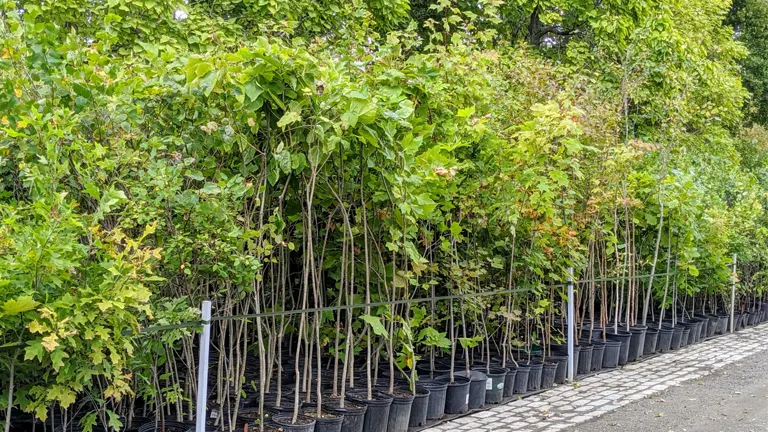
[273,414,317,432]
[512,364,530,394]
[590,341,605,372]
[602,340,621,368]
[471,367,506,404]
[323,401,367,432]
[705,315,718,338]
[680,327,691,347]
[540,362,557,389]
[436,375,470,414]
[717,314,729,334]
[690,320,703,343]
[579,326,604,341]
[682,321,697,345]
[384,388,414,432]
[502,367,517,397]
[301,408,343,432]
[571,345,582,374]
[627,327,646,362]
[347,390,393,432]
[605,330,631,365]
[519,361,543,392]
[696,316,710,339]
[670,325,684,350]
[576,345,593,375]
[466,370,488,409]
[643,328,659,356]
[417,379,446,421]
[407,387,430,428]
[547,355,568,384]
[656,326,673,353]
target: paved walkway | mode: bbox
[422,324,768,432]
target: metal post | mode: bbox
[567,267,575,382]
[196,301,212,432]
[730,254,737,333]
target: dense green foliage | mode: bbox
[2,0,768,430]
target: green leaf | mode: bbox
[107,410,123,431]
[80,413,97,432]
[457,106,475,118]
[360,315,388,339]
[274,150,292,174]
[3,296,39,315]
[244,81,263,102]
[25,340,44,362]
[277,111,301,130]
[450,222,462,239]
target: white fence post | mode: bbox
[567,267,575,382]
[196,301,212,432]
[730,254,737,333]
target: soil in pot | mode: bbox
[576,345,593,375]
[605,330,631,365]
[601,340,621,368]
[656,326,673,353]
[540,362,558,389]
[435,374,470,414]
[381,387,414,432]
[643,328,659,356]
[471,366,506,404]
[272,414,316,432]
[323,398,367,432]
[407,387,430,428]
[627,327,646,362]
[346,390,393,432]
[512,364,530,395]
[416,379,446,420]
[301,407,343,432]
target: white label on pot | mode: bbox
[497,382,504,390]
[210,410,219,419]
[486,379,493,390]
[466,393,469,405]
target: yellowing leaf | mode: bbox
[3,296,39,315]
[42,334,59,352]
[14,88,22,98]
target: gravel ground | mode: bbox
[567,347,768,432]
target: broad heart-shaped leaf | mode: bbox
[458,336,483,349]
[3,296,39,315]
[360,315,388,339]
[274,149,292,174]
[277,111,301,130]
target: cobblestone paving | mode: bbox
[423,324,768,432]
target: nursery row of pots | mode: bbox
[226,309,767,432]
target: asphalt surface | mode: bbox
[567,348,768,432]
